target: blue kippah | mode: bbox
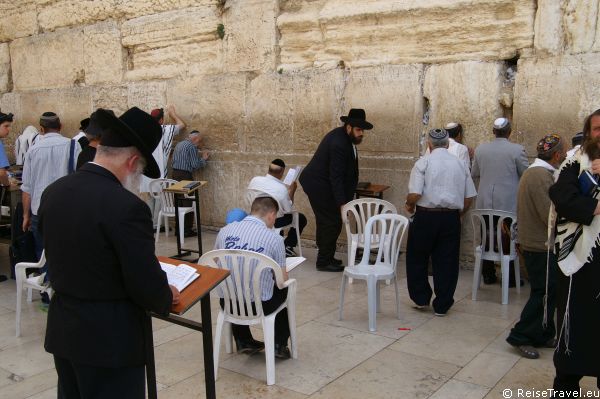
[225,208,248,224]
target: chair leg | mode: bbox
[287,302,298,359]
[178,212,185,244]
[27,288,32,303]
[376,280,381,313]
[339,274,347,320]
[367,274,377,332]
[501,256,510,305]
[15,281,22,337]
[155,213,162,243]
[224,322,232,354]
[348,241,357,284]
[213,311,225,381]
[394,276,401,319]
[514,256,521,294]
[471,250,482,301]
[262,317,276,386]
[164,215,170,237]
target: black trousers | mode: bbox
[406,209,461,314]
[482,215,515,280]
[506,250,556,346]
[172,169,195,231]
[54,356,145,399]
[553,371,600,393]
[305,195,342,266]
[274,213,307,248]
[220,286,290,346]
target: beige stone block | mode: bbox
[223,0,278,72]
[83,21,124,85]
[166,73,247,152]
[122,7,221,80]
[533,0,565,55]
[345,65,424,155]
[278,0,535,69]
[424,61,505,150]
[91,86,129,116]
[0,43,10,93]
[10,28,85,91]
[0,1,38,41]
[513,54,600,155]
[564,0,600,54]
[127,81,167,112]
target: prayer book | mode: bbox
[160,262,200,292]
[285,257,306,272]
[578,170,598,197]
[283,166,303,186]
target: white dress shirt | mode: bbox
[426,138,470,170]
[247,174,292,217]
[409,148,477,210]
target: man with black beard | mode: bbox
[299,109,373,272]
[549,109,600,394]
[38,107,180,398]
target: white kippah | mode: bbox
[493,118,509,129]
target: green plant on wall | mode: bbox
[217,24,225,39]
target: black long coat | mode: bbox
[549,161,600,377]
[39,163,172,368]
[299,126,358,206]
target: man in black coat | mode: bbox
[299,109,373,272]
[39,107,180,398]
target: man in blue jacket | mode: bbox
[299,109,373,272]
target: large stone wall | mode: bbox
[1,0,599,260]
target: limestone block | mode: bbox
[533,0,565,55]
[127,81,167,113]
[10,28,85,90]
[0,43,10,93]
[83,21,124,85]
[513,54,600,155]
[424,61,505,150]
[0,1,38,41]
[344,65,424,155]
[91,86,129,116]
[277,0,536,69]
[0,92,23,143]
[122,7,221,80]
[166,73,247,152]
[37,0,215,32]
[564,0,600,54]
[222,0,278,72]
[19,87,92,136]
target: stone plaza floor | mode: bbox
[0,230,597,399]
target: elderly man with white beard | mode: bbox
[38,107,180,398]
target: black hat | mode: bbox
[0,112,13,124]
[84,111,106,138]
[80,118,90,131]
[340,109,373,130]
[96,107,162,178]
[572,131,583,147]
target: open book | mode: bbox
[285,257,306,272]
[283,166,304,186]
[160,262,200,292]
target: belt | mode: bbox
[416,206,459,212]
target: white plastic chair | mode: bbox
[342,199,397,283]
[199,249,298,386]
[149,179,195,244]
[273,210,303,257]
[471,209,521,305]
[339,214,409,332]
[15,251,52,337]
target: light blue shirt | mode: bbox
[0,141,9,169]
[214,216,285,301]
[21,133,81,215]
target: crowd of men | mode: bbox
[0,104,598,397]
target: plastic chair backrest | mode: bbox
[342,198,397,238]
[470,209,517,261]
[149,178,178,213]
[359,214,408,271]
[199,249,284,321]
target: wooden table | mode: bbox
[164,181,207,261]
[145,256,229,399]
[355,184,390,199]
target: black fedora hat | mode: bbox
[340,108,373,130]
[96,107,162,178]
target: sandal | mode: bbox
[513,344,539,359]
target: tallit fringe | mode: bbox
[556,276,573,356]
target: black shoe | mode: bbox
[184,230,197,238]
[483,274,497,285]
[317,263,344,272]
[235,338,264,354]
[274,343,291,359]
[331,258,343,266]
[0,275,6,283]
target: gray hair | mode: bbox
[428,135,449,149]
[96,145,146,168]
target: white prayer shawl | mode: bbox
[140,124,181,193]
[14,126,40,166]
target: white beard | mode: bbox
[123,163,144,196]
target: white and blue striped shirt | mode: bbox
[22,133,81,215]
[172,139,206,172]
[214,216,285,301]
